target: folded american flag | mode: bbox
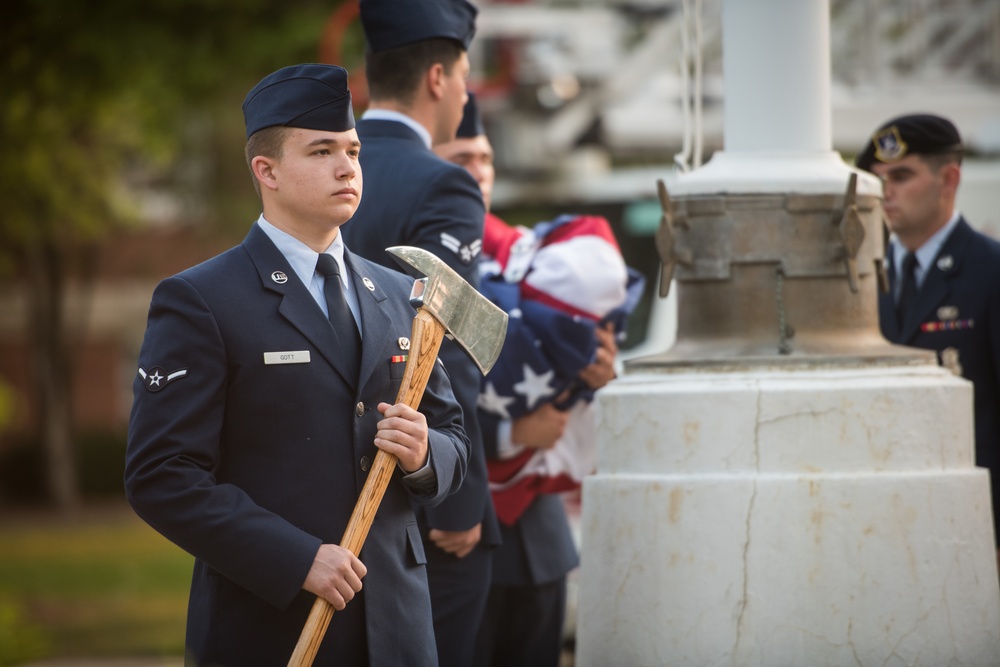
[478,212,645,525]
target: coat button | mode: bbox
[360,456,371,472]
[355,402,364,417]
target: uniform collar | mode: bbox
[361,108,432,149]
[256,214,350,290]
[891,209,960,284]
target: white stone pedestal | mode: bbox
[576,364,1000,666]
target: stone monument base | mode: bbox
[576,363,1000,666]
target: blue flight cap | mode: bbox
[856,113,963,172]
[360,0,478,53]
[242,64,355,138]
[456,92,485,138]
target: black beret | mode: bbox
[856,113,963,172]
[456,92,485,139]
[360,0,478,53]
[242,64,355,139]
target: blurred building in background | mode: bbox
[471,0,1000,357]
[474,0,999,216]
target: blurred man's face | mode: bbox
[871,153,956,249]
[433,134,495,210]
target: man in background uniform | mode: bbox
[435,94,627,667]
[341,2,501,665]
[858,112,1000,571]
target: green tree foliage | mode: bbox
[0,0,348,510]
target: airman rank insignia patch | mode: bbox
[873,125,908,163]
[138,366,189,393]
[440,232,482,265]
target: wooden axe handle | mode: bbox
[287,309,446,667]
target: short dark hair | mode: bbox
[245,125,292,196]
[921,150,964,172]
[365,38,464,106]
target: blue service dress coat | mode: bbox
[124,223,469,667]
[342,118,500,666]
[879,217,1000,546]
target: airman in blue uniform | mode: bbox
[125,63,469,666]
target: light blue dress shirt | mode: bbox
[257,215,362,336]
[361,108,432,150]
[890,209,960,300]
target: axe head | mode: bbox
[386,246,508,376]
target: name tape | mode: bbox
[264,351,312,365]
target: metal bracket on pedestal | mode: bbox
[835,173,866,294]
[655,179,692,298]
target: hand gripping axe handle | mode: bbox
[288,245,508,667]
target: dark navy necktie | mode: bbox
[316,253,361,380]
[896,251,918,328]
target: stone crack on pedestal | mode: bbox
[735,382,763,654]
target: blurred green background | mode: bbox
[0,507,191,665]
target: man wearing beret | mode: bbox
[858,113,1000,572]
[125,63,469,666]
[341,2,502,665]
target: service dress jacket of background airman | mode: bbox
[879,217,1000,547]
[343,118,501,547]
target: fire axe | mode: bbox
[287,245,508,667]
